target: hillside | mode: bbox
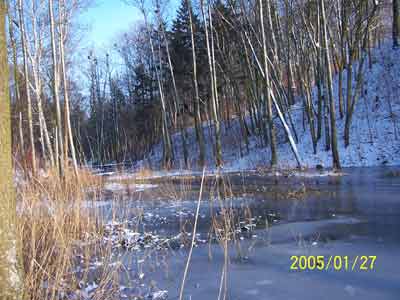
[138,44,400,172]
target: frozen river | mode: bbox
[84,167,400,299]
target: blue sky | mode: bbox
[80,0,179,50]
[80,1,143,49]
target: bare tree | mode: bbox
[154,0,189,167]
[259,0,278,166]
[200,0,222,167]
[320,0,341,169]
[18,0,37,175]
[49,0,64,177]
[343,1,379,147]
[59,0,79,178]
[28,0,55,167]
[132,0,174,167]
[187,0,206,167]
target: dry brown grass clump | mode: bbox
[16,167,120,300]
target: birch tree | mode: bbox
[154,0,189,167]
[28,0,55,167]
[200,0,222,167]
[18,0,37,175]
[59,0,79,178]
[49,0,64,177]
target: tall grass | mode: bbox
[16,164,272,299]
[16,166,120,300]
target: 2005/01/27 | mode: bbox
[290,255,377,271]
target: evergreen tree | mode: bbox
[170,0,206,94]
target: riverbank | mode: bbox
[132,43,399,173]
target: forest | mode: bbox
[5,0,398,174]
[1,0,400,299]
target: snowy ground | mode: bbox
[135,43,400,173]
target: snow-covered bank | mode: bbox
[136,43,400,173]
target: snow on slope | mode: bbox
[139,43,400,171]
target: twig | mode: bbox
[178,168,206,300]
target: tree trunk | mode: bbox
[49,0,64,177]
[187,0,206,167]
[323,78,331,151]
[209,6,222,167]
[7,9,25,164]
[18,0,37,176]
[155,5,188,168]
[29,0,55,167]
[59,0,79,178]
[301,75,317,154]
[18,112,24,167]
[140,4,173,168]
[245,24,302,167]
[320,0,341,169]
[0,2,23,297]
[259,0,278,166]
[394,0,400,48]
[201,1,222,167]
[344,2,378,147]
[316,2,323,140]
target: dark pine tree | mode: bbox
[170,0,206,98]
